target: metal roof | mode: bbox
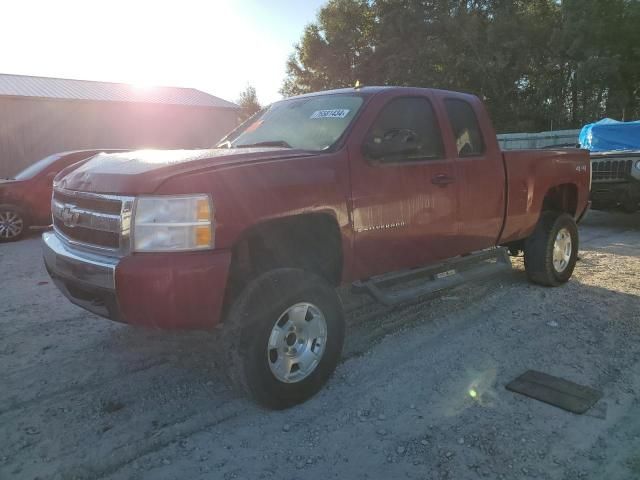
[0,73,238,109]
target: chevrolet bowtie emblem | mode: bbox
[61,204,80,228]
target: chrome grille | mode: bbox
[591,158,633,182]
[52,188,134,255]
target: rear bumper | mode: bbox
[43,231,232,329]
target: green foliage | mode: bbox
[281,0,375,96]
[237,85,262,121]
[281,0,640,132]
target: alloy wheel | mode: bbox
[0,210,24,240]
[552,227,572,273]
[267,302,328,383]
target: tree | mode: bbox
[281,0,376,97]
[557,0,640,125]
[237,85,262,121]
[281,0,640,132]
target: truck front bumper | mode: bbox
[43,232,232,329]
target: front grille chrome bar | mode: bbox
[52,199,121,233]
[52,187,135,257]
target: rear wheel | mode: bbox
[226,268,344,409]
[524,212,579,286]
[0,205,27,242]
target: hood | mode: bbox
[56,148,316,194]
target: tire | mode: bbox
[226,268,345,409]
[0,204,27,242]
[524,211,579,286]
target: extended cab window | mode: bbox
[364,97,443,163]
[223,94,364,151]
[444,99,485,156]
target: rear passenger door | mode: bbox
[348,93,461,279]
[442,98,505,252]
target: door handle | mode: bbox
[431,174,455,186]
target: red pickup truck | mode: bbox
[43,87,590,408]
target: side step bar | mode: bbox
[352,248,512,306]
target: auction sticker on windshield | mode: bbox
[310,109,350,119]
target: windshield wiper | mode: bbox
[235,140,292,149]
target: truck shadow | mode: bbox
[101,251,639,403]
[100,227,639,402]
[74,269,640,477]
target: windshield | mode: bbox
[222,94,364,151]
[14,154,59,180]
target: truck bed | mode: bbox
[499,148,591,244]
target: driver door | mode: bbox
[348,93,460,279]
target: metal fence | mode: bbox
[497,129,581,150]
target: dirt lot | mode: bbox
[1,210,640,480]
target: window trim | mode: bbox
[444,98,486,158]
[362,95,446,166]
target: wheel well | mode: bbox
[542,184,578,216]
[224,213,343,308]
[503,184,578,256]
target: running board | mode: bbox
[351,248,512,307]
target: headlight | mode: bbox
[635,160,640,170]
[133,194,213,252]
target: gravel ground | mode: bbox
[1,210,639,480]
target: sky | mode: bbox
[1,0,326,105]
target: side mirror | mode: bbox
[363,128,419,160]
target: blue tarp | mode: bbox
[579,118,640,152]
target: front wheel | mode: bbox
[524,211,579,286]
[0,205,27,242]
[227,268,345,409]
